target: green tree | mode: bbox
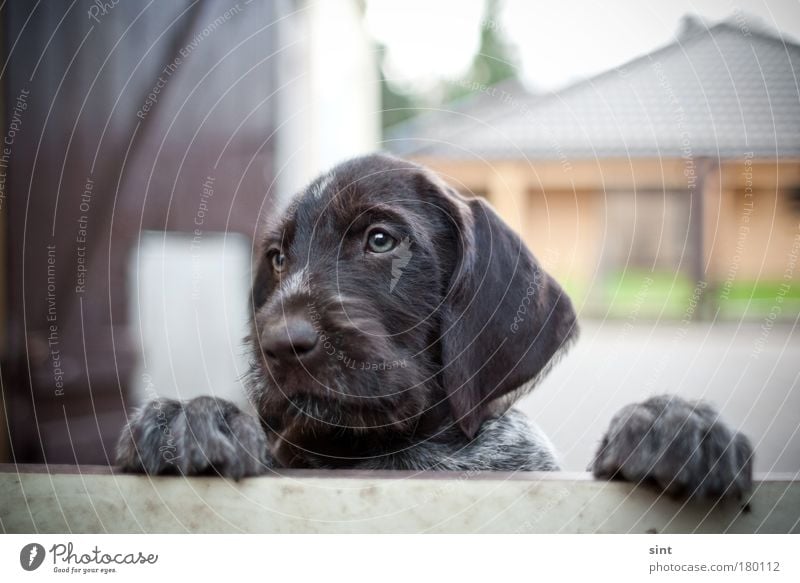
[377,43,418,130]
[376,0,520,132]
[470,0,519,84]
[448,0,520,101]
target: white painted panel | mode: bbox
[128,231,253,411]
[1,469,796,534]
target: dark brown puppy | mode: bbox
[117,154,752,499]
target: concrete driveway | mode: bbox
[518,320,800,474]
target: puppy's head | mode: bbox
[248,154,577,460]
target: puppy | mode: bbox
[117,154,753,499]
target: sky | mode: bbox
[364,0,800,93]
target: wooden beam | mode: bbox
[1,466,796,533]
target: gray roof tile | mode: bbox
[385,22,800,159]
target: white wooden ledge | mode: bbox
[1,465,797,533]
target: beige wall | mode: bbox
[708,160,800,283]
[417,156,800,289]
[523,189,601,290]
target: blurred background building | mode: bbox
[1,0,798,475]
[386,19,800,320]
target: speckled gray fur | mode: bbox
[116,154,753,501]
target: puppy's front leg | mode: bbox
[116,396,273,479]
[592,395,753,500]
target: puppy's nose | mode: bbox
[260,316,319,362]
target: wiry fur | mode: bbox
[592,395,753,499]
[116,396,271,479]
[116,154,753,500]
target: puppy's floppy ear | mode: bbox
[432,181,579,438]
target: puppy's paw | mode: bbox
[592,395,753,500]
[116,396,271,479]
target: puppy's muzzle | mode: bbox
[259,313,319,363]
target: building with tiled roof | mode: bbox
[385,19,800,317]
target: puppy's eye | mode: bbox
[270,251,286,273]
[366,229,397,253]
